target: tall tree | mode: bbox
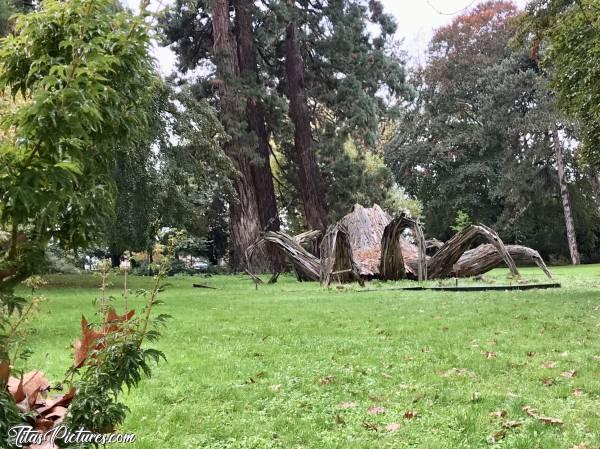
[284,13,329,230]
[552,128,581,264]
[386,1,597,261]
[162,0,409,238]
[212,0,264,270]
[234,0,281,234]
[524,0,600,167]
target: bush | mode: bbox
[45,249,81,274]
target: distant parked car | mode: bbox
[192,262,209,271]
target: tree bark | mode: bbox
[234,0,280,233]
[588,166,600,211]
[212,0,264,271]
[552,128,581,265]
[285,19,329,231]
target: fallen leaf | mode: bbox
[103,308,135,333]
[502,420,523,428]
[527,351,537,357]
[490,429,506,443]
[269,384,281,392]
[561,369,577,378]
[541,361,557,369]
[8,375,25,403]
[318,375,335,385]
[442,368,476,378]
[336,401,357,410]
[573,388,583,397]
[485,351,497,359]
[421,347,431,353]
[385,423,401,433]
[73,316,106,368]
[367,406,385,415]
[403,410,418,419]
[37,388,76,416]
[362,421,379,432]
[382,372,393,379]
[522,406,563,426]
[543,378,554,386]
[490,410,507,418]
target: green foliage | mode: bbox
[161,0,410,225]
[450,210,472,233]
[524,0,600,166]
[0,0,156,249]
[385,1,600,260]
[0,389,21,448]
[66,235,178,436]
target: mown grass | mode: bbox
[16,264,600,448]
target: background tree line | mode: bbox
[2,0,598,272]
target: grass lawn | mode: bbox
[16,264,600,449]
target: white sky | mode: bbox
[132,0,528,75]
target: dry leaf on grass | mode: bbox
[362,421,379,432]
[561,369,577,378]
[522,406,563,426]
[541,361,557,369]
[336,401,357,410]
[367,406,385,415]
[489,410,507,418]
[485,351,497,359]
[403,410,418,419]
[442,368,476,378]
[502,420,523,428]
[573,388,583,396]
[318,375,335,385]
[269,384,281,392]
[543,378,554,386]
[527,351,537,357]
[385,423,401,433]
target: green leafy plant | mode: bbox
[64,233,180,436]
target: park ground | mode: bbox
[18,265,600,449]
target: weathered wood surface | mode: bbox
[427,224,520,279]
[294,229,322,256]
[339,204,391,277]
[246,204,552,285]
[380,215,427,281]
[246,231,321,281]
[320,223,363,287]
[453,244,553,278]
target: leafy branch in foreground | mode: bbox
[0,232,180,448]
[64,232,181,436]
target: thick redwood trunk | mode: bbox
[213,0,263,271]
[234,0,280,233]
[285,20,329,231]
[552,128,580,265]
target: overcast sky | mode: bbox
[137,0,528,75]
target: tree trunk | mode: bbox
[285,19,329,230]
[234,0,284,271]
[213,0,264,272]
[588,166,600,211]
[110,253,121,268]
[234,0,280,233]
[552,128,581,265]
